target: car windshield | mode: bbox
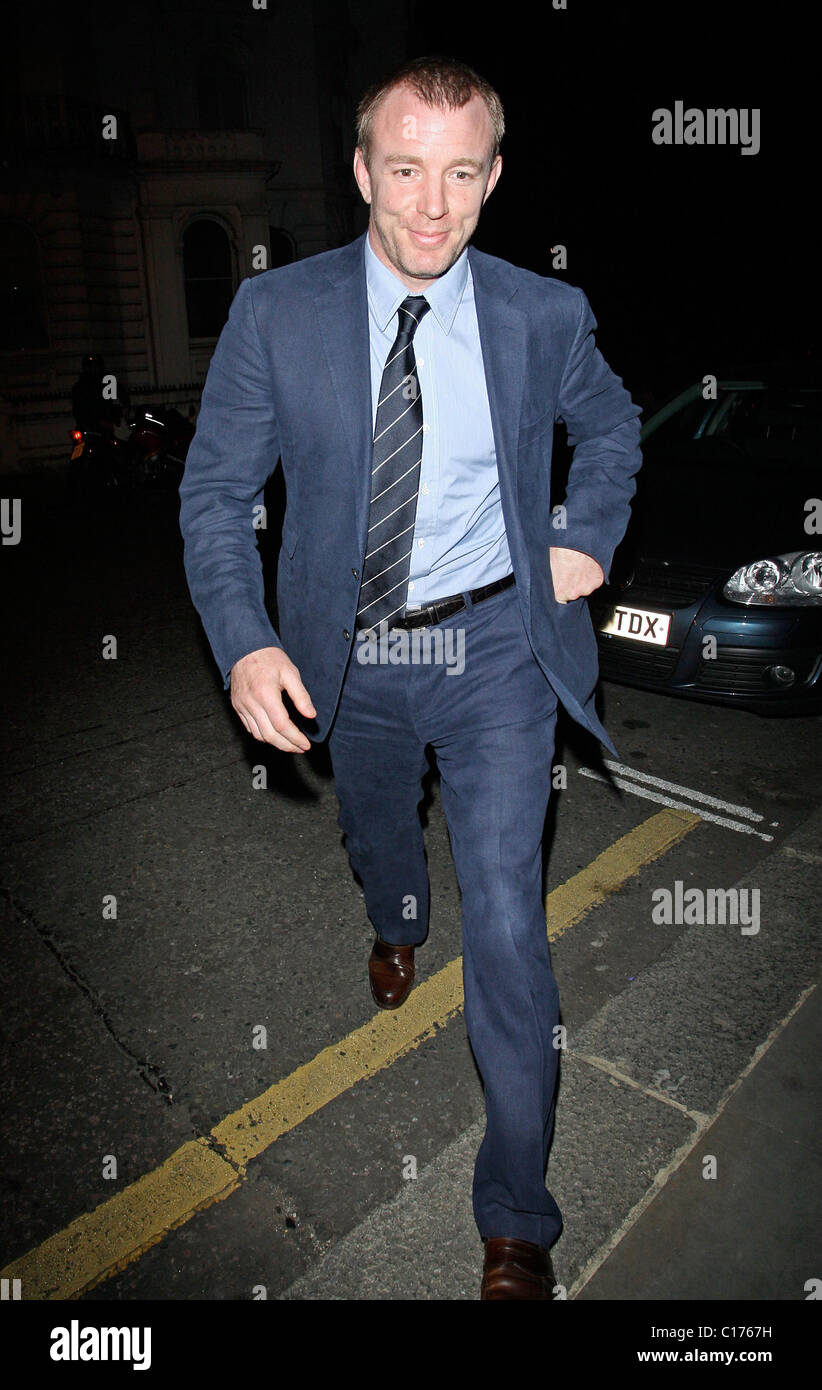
[626,380,822,561]
[644,384,822,451]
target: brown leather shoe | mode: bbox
[368,936,415,1010]
[481,1236,559,1300]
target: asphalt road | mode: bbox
[1,478,820,1312]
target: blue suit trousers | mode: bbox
[327,582,563,1248]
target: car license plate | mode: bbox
[71,443,85,460]
[598,604,671,646]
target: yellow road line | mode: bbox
[1,807,700,1299]
[545,805,701,937]
[211,956,465,1169]
[13,1141,242,1301]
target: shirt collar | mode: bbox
[364,232,469,336]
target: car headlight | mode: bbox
[723,550,822,606]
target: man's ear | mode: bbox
[353,146,372,204]
[482,154,502,204]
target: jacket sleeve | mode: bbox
[178,276,284,688]
[553,286,643,582]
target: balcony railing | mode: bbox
[2,94,135,161]
[136,129,266,165]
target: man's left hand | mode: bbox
[549,546,604,603]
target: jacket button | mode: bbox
[343,628,350,641]
[352,568,359,579]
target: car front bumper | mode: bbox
[591,568,822,715]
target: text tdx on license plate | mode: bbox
[597,604,672,646]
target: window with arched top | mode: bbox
[196,53,248,130]
[0,222,48,350]
[268,227,296,268]
[183,220,234,338]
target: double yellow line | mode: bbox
[1,807,699,1299]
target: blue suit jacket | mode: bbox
[179,231,642,756]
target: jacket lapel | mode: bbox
[312,234,374,547]
[469,246,527,465]
[469,245,529,589]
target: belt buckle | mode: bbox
[401,606,428,630]
[402,594,465,628]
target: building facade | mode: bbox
[0,0,408,471]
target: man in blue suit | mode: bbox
[179,55,642,1300]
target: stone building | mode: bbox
[0,0,408,471]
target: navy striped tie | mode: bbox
[356,294,430,633]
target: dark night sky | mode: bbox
[399,0,814,395]
[10,0,812,405]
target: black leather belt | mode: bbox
[391,572,515,630]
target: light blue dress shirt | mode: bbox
[364,234,513,608]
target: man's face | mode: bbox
[353,86,502,291]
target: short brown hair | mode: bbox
[356,55,505,166]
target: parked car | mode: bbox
[589,362,822,714]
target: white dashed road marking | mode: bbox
[578,760,775,842]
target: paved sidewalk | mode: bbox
[278,811,822,1301]
[578,979,821,1301]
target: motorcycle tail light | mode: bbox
[71,429,83,441]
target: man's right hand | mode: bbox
[230,646,317,753]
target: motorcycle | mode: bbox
[128,406,194,489]
[66,405,195,503]
[66,423,133,504]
